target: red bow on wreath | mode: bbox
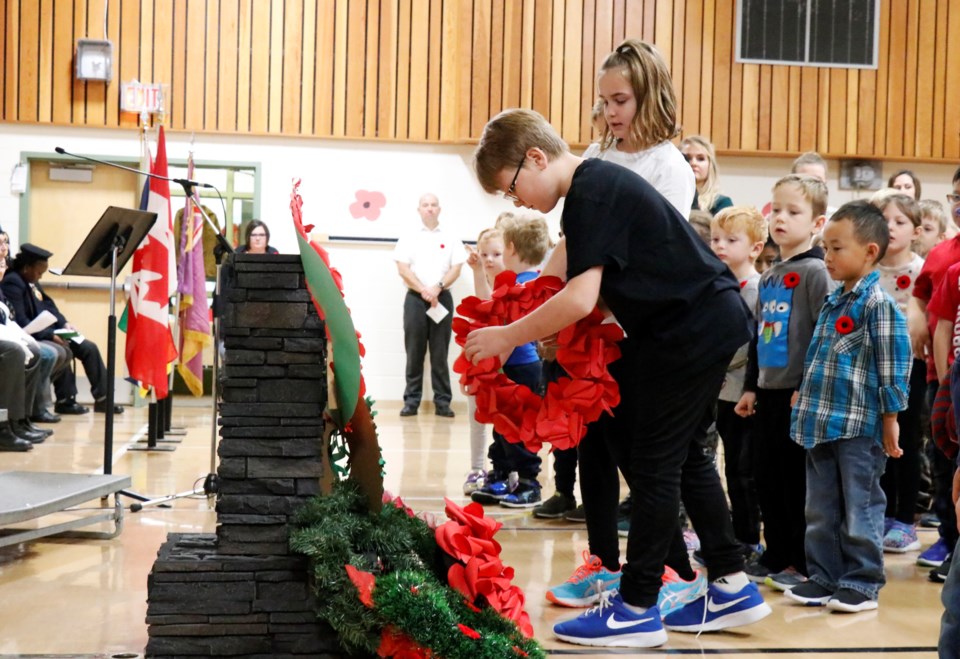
[453,272,623,453]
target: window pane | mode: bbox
[810,0,875,66]
[740,0,805,63]
[233,169,256,194]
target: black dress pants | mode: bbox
[402,290,453,408]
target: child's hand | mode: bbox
[465,245,481,270]
[465,326,514,364]
[734,392,756,417]
[883,416,902,458]
[537,333,559,361]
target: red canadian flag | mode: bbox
[126,125,178,397]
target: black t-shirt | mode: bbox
[563,159,752,379]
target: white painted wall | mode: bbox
[2,124,958,404]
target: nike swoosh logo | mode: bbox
[707,595,750,613]
[606,614,655,630]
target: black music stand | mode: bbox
[63,206,158,503]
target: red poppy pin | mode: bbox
[897,274,912,290]
[783,272,801,288]
[835,315,855,334]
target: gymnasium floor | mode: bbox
[0,399,946,657]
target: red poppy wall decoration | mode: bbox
[835,315,855,334]
[453,271,623,453]
[897,274,912,290]
[783,272,801,288]
[349,190,387,220]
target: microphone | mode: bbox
[54,146,213,189]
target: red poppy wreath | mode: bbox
[452,271,623,453]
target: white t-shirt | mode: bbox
[877,252,925,316]
[393,223,465,289]
[582,140,696,219]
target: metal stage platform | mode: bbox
[0,471,131,548]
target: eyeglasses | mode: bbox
[250,232,267,238]
[947,194,960,205]
[500,157,526,202]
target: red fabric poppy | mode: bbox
[835,315,855,334]
[783,272,801,288]
[897,274,912,290]
[453,271,622,453]
[349,190,386,221]
[344,564,376,609]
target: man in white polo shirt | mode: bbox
[393,193,464,417]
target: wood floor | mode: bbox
[0,399,946,658]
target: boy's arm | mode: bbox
[465,265,602,362]
[868,301,912,418]
[908,295,930,360]
[934,318,954,383]
[540,238,567,281]
[883,413,902,458]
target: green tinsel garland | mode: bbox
[289,481,545,658]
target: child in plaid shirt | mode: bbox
[787,201,912,612]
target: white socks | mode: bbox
[712,571,749,593]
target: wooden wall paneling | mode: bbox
[549,0,564,133]
[117,0,140,129]
[698,0,715,138]
[248,0,270,133]
[488,0,505,117]
[53,0,77,124]
[816,69,830,152]
[592,0,615,140]
[71,0,87,123]
[237,0,252,133]
[138,0,154,88]
[710,0,732,149]
[611,0,624,43]
[218,0,239,133]
[930,0,948,159]
[669,0,684,115]
[181,0,204,130]
[856,65,876,156]
[312,0,336,137]
[943,1,960,159]
[282,0,304,134]
[845,69,858,155]
[786,66,801,152]
[17,0,38,121]
[84,0,106,125]
[300,0,316,134]
[641,0,655,43]
[426,0,444,140]
[827,68,846,156]
[375,0,396,138]
[579,0,596,142]
[267,0,284,133]
[168,0,187,128]
[393,0,410,139]
[739,64,759,151]
[37,0,54,123]
[680,0,702,140]
[652,0,671,64]
[503,0,524,111]
[470,1,491,138]
[623,0,642,38]
[104,0,120,125]
[361,0,377,137]
[531,0,552,119]
[872,0,889,158]
[727,53,742,148]
[519,0,535,109]
[756,65,771,151]
[561,0,583,140]
[769,66,789,152]
[0,0,6,119]
[406,0,427,140]
[902,0,919,156]
[797,66,818,151]
[884,0,906,156]
[204,0,221,131]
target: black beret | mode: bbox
[17,243,53,261]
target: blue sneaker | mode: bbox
[553,591,667,648]
[663,579,771,632]
[657,566,707,618]
[546,551,622,607]
[470,472,518,504]
[918,537,951,567]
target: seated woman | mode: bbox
[681,135,733,216]
[235,220,279,254]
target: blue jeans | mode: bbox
[942,537,960,658]
[805,436,887,600]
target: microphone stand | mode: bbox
[56,146,232,510]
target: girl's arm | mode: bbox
[933,318,954,382]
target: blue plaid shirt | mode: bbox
[791,270,911,448]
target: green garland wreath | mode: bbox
[289,481,544,658]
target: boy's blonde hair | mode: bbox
[474,109,569,194]
[476,227,503,246]
[688,210,713,244]
[712,206,768,244]
[773,174,828,219]
[920,199,948,234]
[498,215,553,265]
[681,135,721,212]
[876,193,921,228]
[597,39,679,152]
[868,187,900,205]
[791,151,827,174]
